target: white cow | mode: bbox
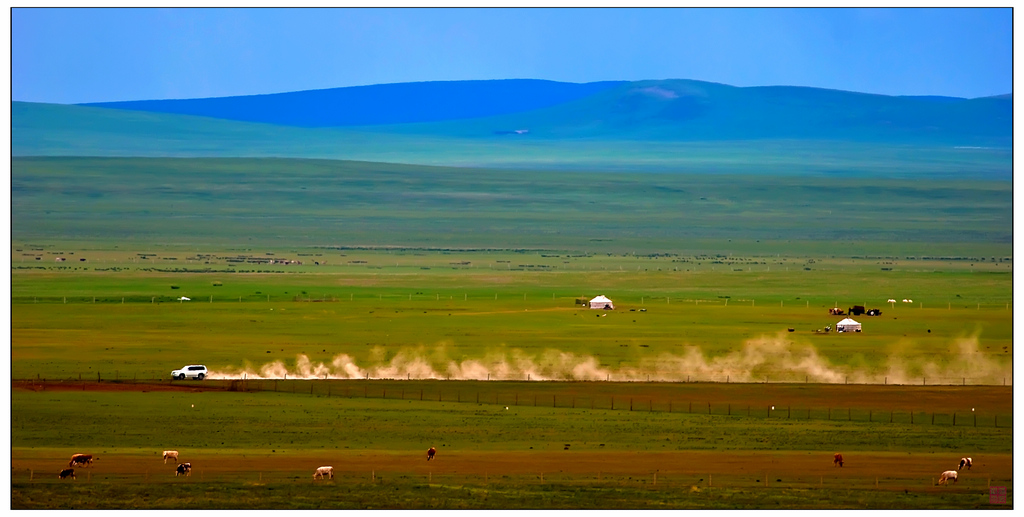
[163,450,179,464]
[938,470,958,485]
[313,466,334,480]
[959,457,972,471]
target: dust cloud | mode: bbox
[208,333,1010,385]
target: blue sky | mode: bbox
[12,7,1013,104]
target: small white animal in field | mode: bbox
[938,470,958,485]
[505,406,509,410]
[313,466,334,480]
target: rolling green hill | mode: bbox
[11,102,1011,179]
[12,157,1011,253]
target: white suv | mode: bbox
[172,365,208,380]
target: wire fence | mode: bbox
[8,294,1015,311]
[14,379,1012,429]
[10,467,1010,494]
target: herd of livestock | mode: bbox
[54,449,973,486]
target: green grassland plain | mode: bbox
[10,252,1013,382]
[11,157,1012,508]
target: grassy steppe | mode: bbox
[11,157,1011,509]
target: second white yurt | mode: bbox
[836,318,862,332]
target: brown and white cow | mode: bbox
[313,466,334,480]
[427,447,437,461]
[69,454,93,468]
[938,470,958,485]
[176,463,192,477]
[833,453,843,467]
[59,468,75,480]
[958,457,972,471]
[163,450,179,464]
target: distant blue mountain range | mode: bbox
[81,79,627,127]
[74,79,1011,147]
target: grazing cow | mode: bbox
[313,466,334,480]
[59,468,75,480]
[163,450,179,464]
[176,463,191,477]
[938,470,958,485]
[69,454,93,468]
[833,453,844,467]
[427,447,437,461]
[959,457,972,471]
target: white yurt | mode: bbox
[589,295,615,310]
[836,318,862,332]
